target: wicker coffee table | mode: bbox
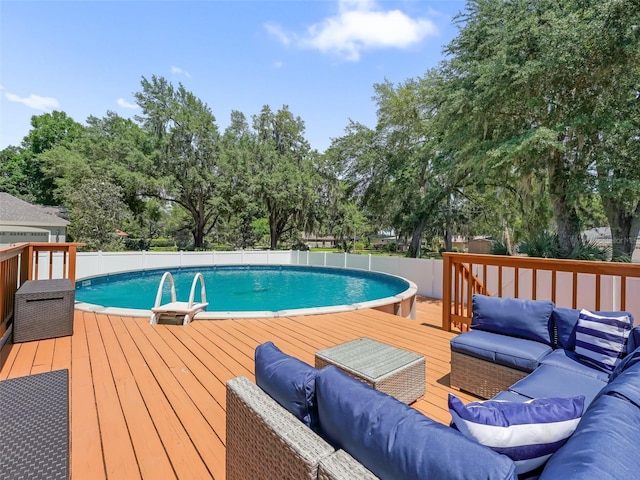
[315,338,426,404]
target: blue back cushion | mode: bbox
[553,307,635,351]
[254,341,319,428]
[539,393,640,479]
[316,366,517,480]
[471,295,554,345]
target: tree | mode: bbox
[134,75,227,248]
[251,105,319,249]
[441,0,640,254]
[20,111,84,204]
[66,177,131,250]
[0,146,28,197]
[331,201,367,252]
[219,111,264,248]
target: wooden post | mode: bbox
[442,253,452,331]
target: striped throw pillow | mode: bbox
[448,394,584,475]
[575,309,632,373]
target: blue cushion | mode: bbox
[316,366,517,480]
[575,309,632,373]
[539,393,640,479]
[551,307,581,350]
[599,354,640,409]
[451,330,552,372]
[540,349,610,382]
[552,307,634,351]
[449,394,584,476]
[471,295,554,345]
[492,390,531,403]
[509,364,606,409]
[610,345,640,383]
[625,326,640,353]
[254,341,319,428]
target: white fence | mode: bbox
[71,250,443,298]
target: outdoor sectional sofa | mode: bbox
[226,296,640,480]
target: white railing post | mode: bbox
[344,252,348,268]
[368,254,372,271]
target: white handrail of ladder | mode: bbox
[188,272,207,308]
[154,271,177,309]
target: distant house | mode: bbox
[0,193,69,245]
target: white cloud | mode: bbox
[117,98,139,109]
[5,92,59,111]
[265,23,293,46]
[273,61,284,69]
[171,66,192,78]
[266,0,438,61]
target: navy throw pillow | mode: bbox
[553,307,635,351]
[254,341,319,428]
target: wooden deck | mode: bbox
[0,297,476,480]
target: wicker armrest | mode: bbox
[226,376,335,480]
[318,450,378,480]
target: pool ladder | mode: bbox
[150,272,208,325]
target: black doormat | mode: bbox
[0,369,70,479]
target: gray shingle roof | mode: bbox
[0,193,69,227]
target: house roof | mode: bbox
[0,193,69,227]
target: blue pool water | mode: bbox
[75,265,410,312]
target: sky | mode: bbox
[0,0,467,153]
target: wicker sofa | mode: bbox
[450,294,636,402]
[448,294,640,478]
[226,342,517,480]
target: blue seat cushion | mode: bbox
[254,341,319,428]
[552,307,635,351]
[509,365,606,409]
[316,366,517,480]
[451,330,552,372]
[471,294,554,345]
[540,393,640,479]
[540,349,610,382]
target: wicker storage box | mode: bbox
[14,279,74,343]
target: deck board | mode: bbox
[0,296,477,479]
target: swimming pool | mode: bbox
[75,265,417,318]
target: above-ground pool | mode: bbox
[75,265,417,319]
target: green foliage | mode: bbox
[19,111,85,204]
[518,233,561,259]
[519,232,610,261]
[66,177,131,251]
[490,241,510,256]
[251,105,319,249]
[134,75,227,248]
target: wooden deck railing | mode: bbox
[442,252,640,332]
[0,242,81,338]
